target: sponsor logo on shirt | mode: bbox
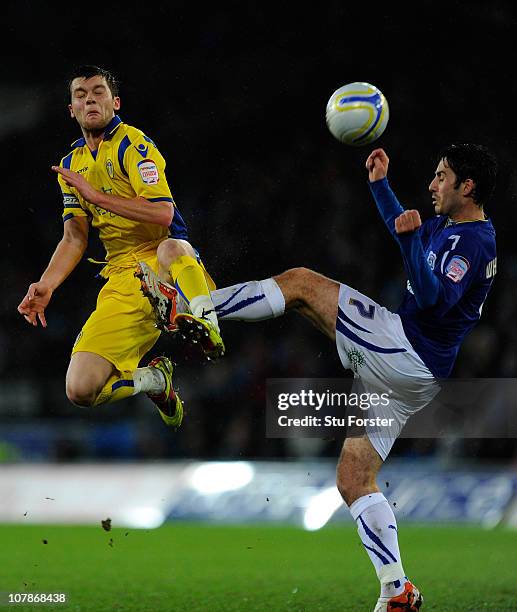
[63,194,79,207]
[137,159,159,185]
[445,256,470,283]
[135,143,149,158]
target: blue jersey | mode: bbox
[397,216,496,377]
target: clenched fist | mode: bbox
[395,210,422,234]
[365,148,389,182]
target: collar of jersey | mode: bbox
[70,115,123,149]
[445,215,488,227]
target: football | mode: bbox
[326,82,389,146]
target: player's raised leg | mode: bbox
[136,265,340,342]
[66,351,183,427]
[275,267,340,339]
[337,437,423,611]
[211,267,340,340]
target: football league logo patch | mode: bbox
[106,159,114,178]
[137,159,159,185]
[445,256,470,283]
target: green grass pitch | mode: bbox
[0,523,516,611]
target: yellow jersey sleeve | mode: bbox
[124,134,174,204]
[58,157,88,223]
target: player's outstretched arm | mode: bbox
[17,216,89,327]
[366,149,406,238]
[366,157,440,310]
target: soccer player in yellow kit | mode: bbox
[17,65,224,426]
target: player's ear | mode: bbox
[68,104,75,118]
[113,97,121,111]
[463,178,475,197]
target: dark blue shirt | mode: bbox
[369,178,497,378]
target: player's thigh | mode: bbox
[274,267,340,340]
[66,351,115,397]
[72,267,160,374]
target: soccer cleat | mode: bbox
[373,581,423,612]
[147,356,184,428]
[174,312,225,360]
[135,261,178,332]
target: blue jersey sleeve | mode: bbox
[369,177,440,308]
[368,177,404,239]
[397,231,440,308]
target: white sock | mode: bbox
[350,492,406,598]
[211,278,285,321]
[189,295,220,331]
[133,367,166,395]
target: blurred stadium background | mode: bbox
[0,2,516,610]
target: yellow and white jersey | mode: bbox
[58,115,188,265]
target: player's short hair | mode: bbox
[67,65,119,99]
[438,143,497,206]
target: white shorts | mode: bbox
[335,284,439,460]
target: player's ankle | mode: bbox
[134,366,167,395]
[190,295,220,331]
[380,578,405,598]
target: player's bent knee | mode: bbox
[282,267,315,284]
[157,238,194,262]
[275,267,317,307]
[65,383,98,408]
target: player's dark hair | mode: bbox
[67,65,119,98]
[438,143,497,206]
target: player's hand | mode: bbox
[395,210,422,234]
[17,281,54,327]
[52,166,101,206]
[366,148,389,182]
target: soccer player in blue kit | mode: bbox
[142,143,497,610]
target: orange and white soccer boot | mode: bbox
[373,581,423,611]
[135,261,178,332]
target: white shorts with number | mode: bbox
[335,284,439,460]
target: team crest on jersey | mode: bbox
[106,159,114,178]
[445,256,470,283]
[137,159,159,185]
[346,347,365,373]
